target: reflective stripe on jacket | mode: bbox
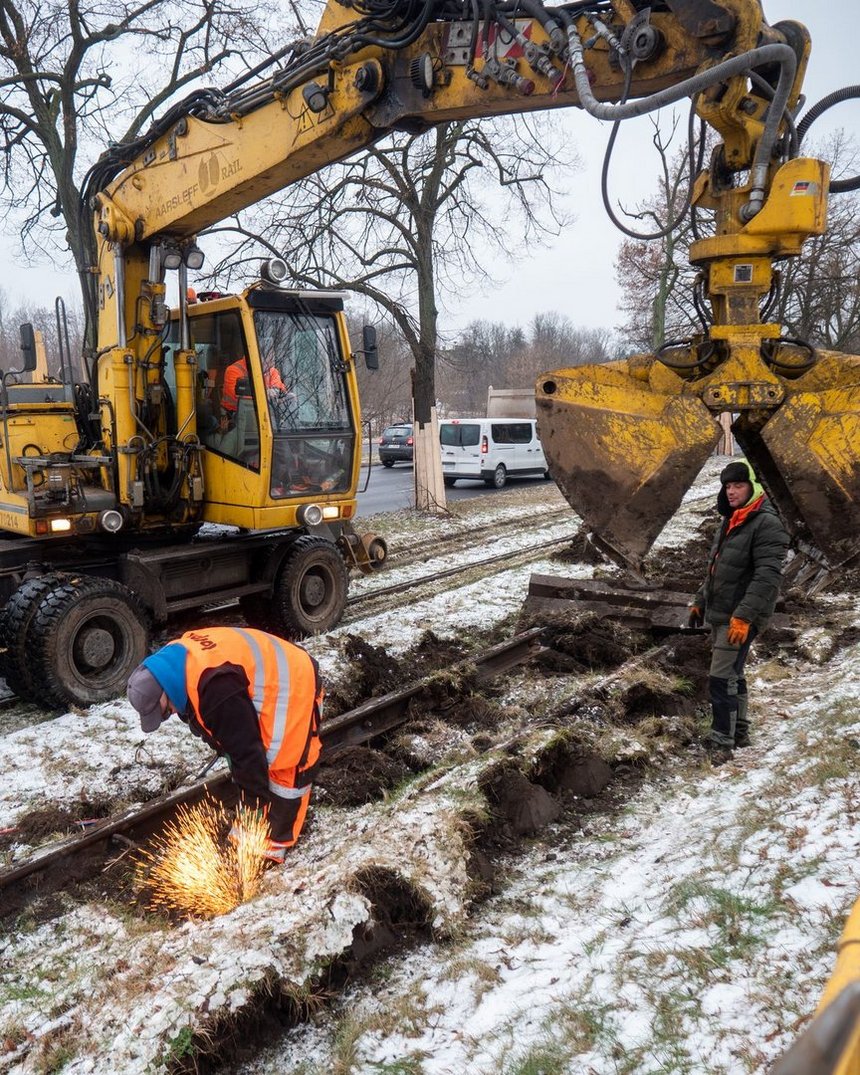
[180,626,322,797]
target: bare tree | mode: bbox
[210,113,575,508]
[613,117,706,352]
[0,0,271,340]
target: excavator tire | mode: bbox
[0,575,66,702]
[275,535,348,638]
[29,575,150,709]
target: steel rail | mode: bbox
[346,534,575,608]
[0,628,546,895]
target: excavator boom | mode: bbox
[84,0,859,572]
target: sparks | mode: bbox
[135,797,270,917]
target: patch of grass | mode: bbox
[158,1025,196,1067]
[502,1040,571,1075]
[0,980,49,1004]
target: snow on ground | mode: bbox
[240,629,860,1074]
[2,458,858,1074]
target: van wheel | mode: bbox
[381,459,395,468]
[443,476,456,488]
[486,464,507,489]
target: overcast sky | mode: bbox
[0,0,857,340]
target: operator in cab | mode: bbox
[127,627,323,861]
[688,461,789,766]
[221,350,291,417]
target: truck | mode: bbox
[0,0,857,714]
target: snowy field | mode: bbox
[1,459,858,1075]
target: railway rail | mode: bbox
[0,628,546,908]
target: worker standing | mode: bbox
[688,461,789,765]
[127,627,323,860]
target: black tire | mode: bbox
[30,575,150,708]
[485,464,507,489]
[381,459,395,468]
[443,476,457,488]
[275,536,348,638]
[0,575,66,701]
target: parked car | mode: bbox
[379,423,414,467]
[439,418,549,488]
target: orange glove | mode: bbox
[727,617,750,645]
[687,605,704,629]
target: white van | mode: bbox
[439,418,549,488]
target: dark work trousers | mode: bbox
[707,623,758,747]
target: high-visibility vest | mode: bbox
[180,626,322,800]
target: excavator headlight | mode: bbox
[184,243,205,270]
[261,258,288,285]
[162,246,183,270]
[297,503,324,527]
[302,82,329,114]
[99,509,124,533]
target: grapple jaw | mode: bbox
[537,346,860,573]
[536,361,721,570]
[735,349,860,569]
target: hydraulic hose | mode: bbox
[797,85,860,193]
[565,29,797,221]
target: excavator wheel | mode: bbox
[29,575,150,709]
[275,535,348,638]
[0,575,66,702]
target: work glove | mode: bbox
[687,605,704,629]
[727,617,751,645]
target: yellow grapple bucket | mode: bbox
[537,349,860,571]
[536,360,721,569]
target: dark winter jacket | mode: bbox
[693,484,789,628]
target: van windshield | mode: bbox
[440,423,480,447]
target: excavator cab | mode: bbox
[165,286,362,530]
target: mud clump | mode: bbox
[654,635,710,702]
[479,762,561,837]
[327,632,473,717]
[532,742,614,800]
[617,681,692,723]
[552,528,610,566]
[326,636,402,713]
[538,617,646,674]
[315,746,411,807]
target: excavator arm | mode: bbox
[85,0,857,568]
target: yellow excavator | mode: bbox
[0,1,857,702]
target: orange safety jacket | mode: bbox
[180,627,323,846]
[221,358,286,412]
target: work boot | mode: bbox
[703,739,734,767]
[734,732,751,748]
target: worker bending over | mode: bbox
[127,627,323,860]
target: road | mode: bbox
[355,462,548,516]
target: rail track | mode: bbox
[0,629,546,913]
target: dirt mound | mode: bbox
[315,746,411,807]
[0,801,112,853]
[537,617,647,674]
